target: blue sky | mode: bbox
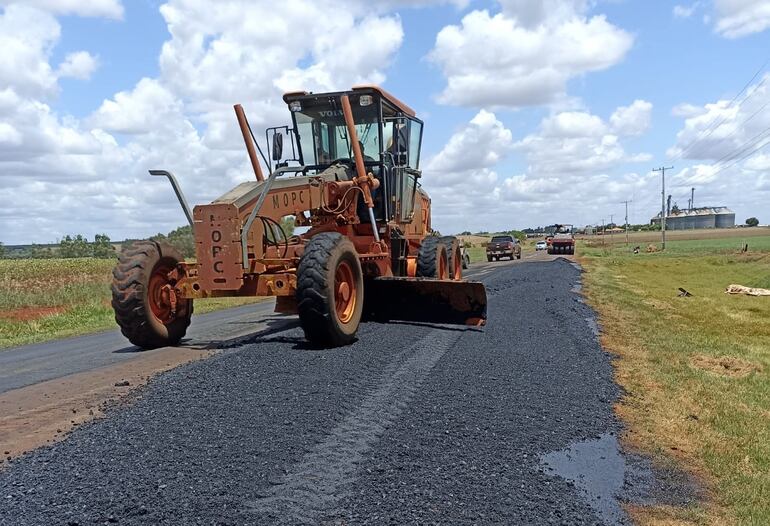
[1,0,770,244]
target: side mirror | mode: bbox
[272,132,283,161]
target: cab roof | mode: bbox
[282,85,416,118]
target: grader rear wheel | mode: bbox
[417,236,449,279]
[297,232,364,347]
[111,241,192,349]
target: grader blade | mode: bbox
[364,278,487,327]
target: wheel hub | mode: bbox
[148,265,178,325]
[334,261,357,324]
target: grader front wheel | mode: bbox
[297,233,364,347]
[111,241,192,349]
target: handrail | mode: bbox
[149,170,194,227]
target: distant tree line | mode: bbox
[0,234,115,259]
[147,217,296,260]
[150,225,196,258]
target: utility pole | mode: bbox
[620,200,632,245]
[609,214,614,245]
[653,166,673,250]
[601,218,605,246]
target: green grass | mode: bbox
[581,236,770,524]
[0,258,264,349]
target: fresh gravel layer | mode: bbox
[1,259,657,525]
[0,322,433,525]
[328,259,623,525]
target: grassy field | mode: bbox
[0,258,263,349]
[580,234,770,524]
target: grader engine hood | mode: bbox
[194,175,325,290]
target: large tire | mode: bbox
[439,236,462,280]
[297,232,364,347]
[417,236,449,279]
[463,253,470,269]
[487,256,493,262]
[111,241,192,349]
[517,252,522,260]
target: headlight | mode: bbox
[359,95,373,107]
[289,101,302,112]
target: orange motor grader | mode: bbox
[111,86,487,348]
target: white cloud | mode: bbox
[665,73,770,215]
[425,110,513,176]
[90,78,183,134]
[422,104,655,233]
[0,0,413,243]
[673,2,700,18]
[58,51,99,80]
[0,5,60,97]
[672,102,706,118]
[713,0,770,38]
[0,0,124,19]
[610,99,653,136]
[668,73,770,161]
[428,1,633,107]
[515,104,652,178]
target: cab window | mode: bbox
[408,120,422,169]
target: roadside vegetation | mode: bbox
[0,257,263,349]
[580,233,770,524]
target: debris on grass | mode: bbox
[725,284,770,296]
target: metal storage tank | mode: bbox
[650,207,734,229]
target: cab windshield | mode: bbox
[292,95,381,168]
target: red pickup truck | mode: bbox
[486,235,521,262]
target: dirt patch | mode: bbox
[690,355,761,378]
[0,347,212,466]
[0,306,66,322]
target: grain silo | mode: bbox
[650,207,735,230]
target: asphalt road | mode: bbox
[0,256,675,525]
[0,260,496,395]
[0,301,289,394]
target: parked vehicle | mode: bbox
[460,246,471,269]
[535,240,547,251]
[486,235,521,261]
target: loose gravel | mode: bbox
[0,259,682,525]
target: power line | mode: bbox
[709,137,770,179]
[713,125,770,166]
[671,57,770,161]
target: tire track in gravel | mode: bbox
[246,329,463,523]
[245,265,516,523]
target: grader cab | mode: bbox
[111,86,487,348]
